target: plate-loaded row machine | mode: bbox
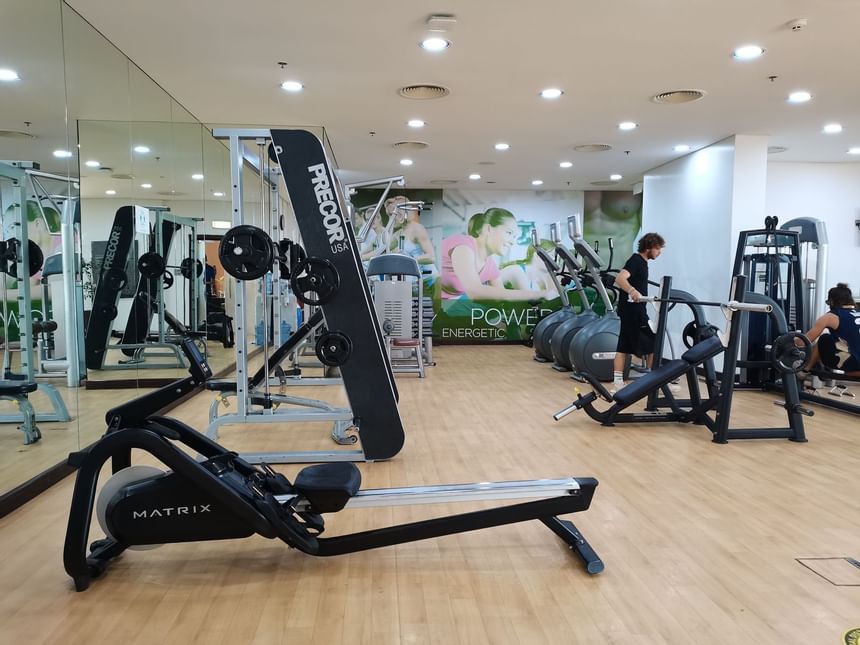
[555,275,814,443]
[63,127,603,591]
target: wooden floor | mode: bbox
[1,344,859,644]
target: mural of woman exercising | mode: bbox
[388,196,438,280]
[440,208,554,303]
[499,239,557,293]
[801,283,860,377]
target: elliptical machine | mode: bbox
[531,224,577,362]
[566,216,620,382]
[549,244,600,372]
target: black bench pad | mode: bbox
[613,360,690,407]
[0,381,38,395]
[295,462,362,513]
[680,335,723,364]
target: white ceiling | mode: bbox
[59,0,860,190]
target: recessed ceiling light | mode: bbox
[674,144,691,152]
[787,91,812,104]
[211,220,232,229]
[0,68,20,81]
[848,148,860,155]
[823,123,843,134]
[85,160,100,168]
[618,122,638,131]
[531,179,544,186]
[191,173,204,180]
[140,183,152,189]
[494,142,510,151]
[133,145,150,153]
[610,174,623,181]
[469,173,481,180]
[407,119,425,128]
[420,37,450,52]
[105,190,117,195]
[400,158,413,166]
[540,88,563,99]
[213,191,225,197]
[53,150,73,158]
[559,161,573,168]
[280,80,304,92]
[732,45,765,60]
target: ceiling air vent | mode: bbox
[157,190,186,196]
[574,144,612,153]
[651,89,707,104]
[111,173,134,180]
[429,179,457,185]
[768,146,789,154]
[591,180,620,187]
[393,141,429,151]
[0,130,35,139]
[477,161,496,166]
[398,84,450,100]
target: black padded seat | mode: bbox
[613,360,690,407]
[294,462,362,513]
[0,380,38,395]
[680,335,724,364]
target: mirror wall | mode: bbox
[0,0,236,498]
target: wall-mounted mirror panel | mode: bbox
[0,0,236,500]
[0,0,80,498]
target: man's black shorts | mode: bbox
[616,305,655,357]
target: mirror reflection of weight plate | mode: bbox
[96,465,165,551]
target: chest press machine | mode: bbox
[555,275,814,443]
[63,128,603,591]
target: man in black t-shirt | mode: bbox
[612,232,665,392]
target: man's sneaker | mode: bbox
[610,380,626,395]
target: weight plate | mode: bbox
[98,303,118,321]
[162,270,174,290]
[4,239,44,278]
[315,331,352,367]
[218,225,274,280]
[180,257,203,279]
[290,257,339,305]
[103,268,128,292]
[771,331,811,374]
[137,252,166,278]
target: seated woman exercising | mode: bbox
[802,283,860,377]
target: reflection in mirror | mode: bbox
[0,0,80,496]
[0,0,240,499]
[77,120,232,384]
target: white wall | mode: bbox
[641,137,739,305]
[641,135,771,361]
[766,162,860,301]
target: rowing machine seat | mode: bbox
[295,463,362,512]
